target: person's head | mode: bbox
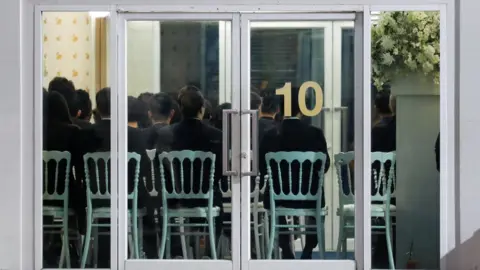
[374,90,392,116]
[178,85,201,104]
[76,89,92,121]
[179,89,205,119]
[48,77,78,117]
[138,92,154,105]
[128,96,147,128]
[251,91,262,110]
[45,91,72,125]
[211,103,232,130]
[92,108,101,124]
[96,87,111,118]
[149,93,175,124]
[259,88,279,117]
[280,86,302,118]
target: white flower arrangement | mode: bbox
[371,11,440,88]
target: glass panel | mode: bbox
[249,21,356,261]
[370,11,441,269]
[41,11,111,268]
[124,20,232,260]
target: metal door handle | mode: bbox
[242,110,259,176]
[222,109,238,176]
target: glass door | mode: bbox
[240,12,362,270]
[117,12,241,270]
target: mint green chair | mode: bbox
[43,150,72,268]
[265,151,327,259]
[81,152,142,267]
[334,151,396,269]
[158,150,219,259]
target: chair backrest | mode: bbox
[43,151,72,203]
[158,150,216,203]
[371,151,396,203]
[144,149,159,196]
[83,152,142,201]
[265,151,327,204]
[334,151,355,205]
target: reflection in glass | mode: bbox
[41,11,111,268]
[370,11,440,269]
[125,21,232,260]
[250,22,355,260]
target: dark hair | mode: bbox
[138,92,154,105]
[48,77,77,117]
[45,91,72,125]
[251,92,262,110]
[260,88,279,114]
[179,89,204,119]
[96,87,111,117]
[374,90,392,115]
[76,89,92,120]
[128,96,147,124]
[178,85,201,103]
[149,93,174,121]
[280,86,302,117]
[211,102,232,130]
[92,108,102,123]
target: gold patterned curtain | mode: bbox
[95,17,108,90]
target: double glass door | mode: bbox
[119,11,363,270]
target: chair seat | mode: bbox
[161,206,221,218]
[222,202,265,213]
[43,206,75,218]
[268,206,328,217]
[92,207,147,218]
[339,203,396,216]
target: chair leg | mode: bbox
[93,225,99,267]
[59,232,66,268]
[267,214,276,259]
[336,217,344,258]
[80,214,92,268]
[139,216,144,259]
[179,218,188,258]
[316,216,325,259]
[263,214,270,258]
[253,211,261,260]
[158,215,168,259]
[385,216,395,269]
[208,215,217,259]
[132,213,139,259]
[166,225,172,259]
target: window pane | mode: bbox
[41,11,111,269]
[125,20,232,260]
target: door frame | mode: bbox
[31,3,456,270]
[117,11,242,270]
[239,12,363,270]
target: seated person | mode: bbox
[144,93,176,149]
[155,89,224,256]
[259,86,330,259]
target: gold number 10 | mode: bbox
[276,81,324,117]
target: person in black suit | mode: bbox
[138,92,154,128]
[42,91,97,267]
[258,88,279,143]
[144,93,176,149]
[259,86,330,259]
[155,89,224,257]
[48,77,87,129]
[371,90,396,268]
[75,89,93,129]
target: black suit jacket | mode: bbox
[43,122,98,210]
[155,118,224,208]
[259,118,330,209]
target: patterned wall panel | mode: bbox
[42,12,94,92]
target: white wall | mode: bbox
[0,0,475,269]
[127,21,160,96]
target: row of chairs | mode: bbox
[43,150,396,268]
